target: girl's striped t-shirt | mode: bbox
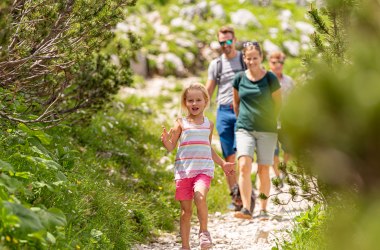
[174,117,215,180]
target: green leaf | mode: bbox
[3,201,45,233]
[18,123,52,145]
[36,207,67,230]
[0,206,20,228]
[0,187,10,200]
[33,181,52,190]
[15,171,32,179]
[28,136,57,161]
[46,231,56,244]
[28,156,62,170]
[0,159,14,172]
[55,171,67,181]
[0,173,23,193]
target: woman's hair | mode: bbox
[180,83,210,114]
[242,41,263,56]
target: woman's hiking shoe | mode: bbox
[255,210,269,221]
[199,231,212,249]
[234,207,252,219]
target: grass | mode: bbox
[66,98,180,248]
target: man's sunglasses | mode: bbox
[219,39,233,46]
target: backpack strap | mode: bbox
[215,56,223,85]
[239,51,247,70]
[216,52,246,85]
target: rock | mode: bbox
[283,40,300,56]
[130,52,148,78]
[209,3,226,19]
[263,39,281,57]
[230,9,261,28]
[295,21,315,35]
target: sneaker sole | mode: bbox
[259,217,269,221]
[200,243,212,249]
[234,212,252,219]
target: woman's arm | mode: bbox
[161,119,182,152]
[233,88,240,117]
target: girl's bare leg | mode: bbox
[180,200,193,249]
[194,185,209,232]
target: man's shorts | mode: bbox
[175,174,212,201]
[235,129,277,165]
[216,105,236,158]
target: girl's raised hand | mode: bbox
[222,162,235,176]
[161,126,172,150]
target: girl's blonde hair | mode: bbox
[180,83,210,115]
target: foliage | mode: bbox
[303,0,355,69]
[0,0,138,127]
[273,204,327,250]
[0,125,71,248]
[0,93,179,248]
[277,0,380,248]
[270,161,326,209]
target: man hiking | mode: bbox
[206,26,247,210]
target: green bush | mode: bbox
[0,94,179,249]
[274,205,326,250]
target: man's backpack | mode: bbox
[215,51,247,85]
[230,183,256,213]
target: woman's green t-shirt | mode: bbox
[233,71,280,132]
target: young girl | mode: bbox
[161,83,235,250]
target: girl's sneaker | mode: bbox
[199,231,212,249]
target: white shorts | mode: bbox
[235,129,277,165]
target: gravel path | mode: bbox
[132,168,310,250]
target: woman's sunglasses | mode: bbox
[243,41,259,47]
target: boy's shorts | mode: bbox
[235,129,277,165]
[216,105,236,158]
[175,174,212,201]
[274,129,290,156]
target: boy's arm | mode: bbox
[272,88,282,119]
[161,119,182,152]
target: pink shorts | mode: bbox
[175,174,212,200]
